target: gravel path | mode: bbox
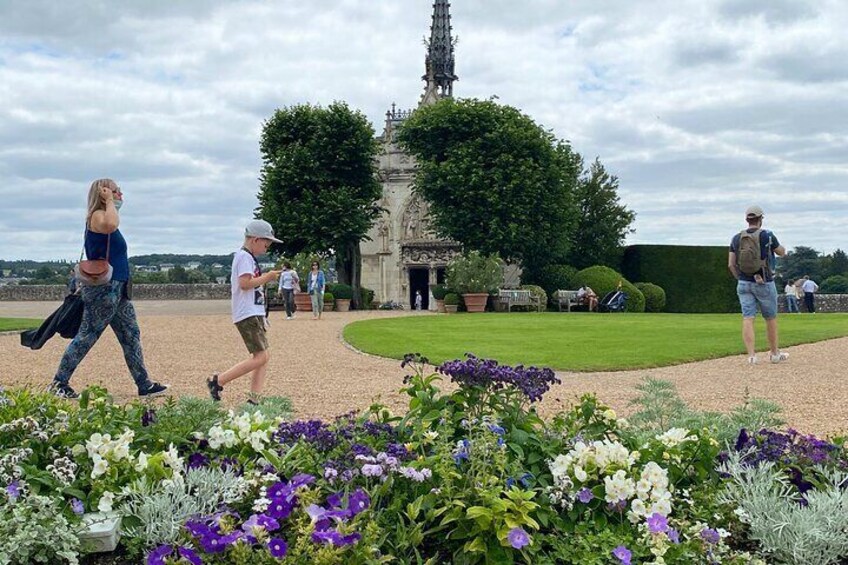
[1,301,845,437]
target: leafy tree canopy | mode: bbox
[397,98,581,274]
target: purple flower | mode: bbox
[242,513,280,538]
[268,537,288,558]
[646,512,669,534]
[288,473,316,489]
[187,452,210,470]
[437,354,560,403]
[274,420,338,451]
[577,488,594,503]
[507,527,530,549]
[312,529,361,547]
[266,497,294,520]
[185,519,214,538]
[668,529,681,544]
[147,545,172,565]
[700,528,721,545]
[612,545,632,565]
[141,407,156,427]
[71,498,85,515]
[326,492,344,508]
[198,533,228,553]
[5,481,21,501]
[347,489,370,516]
[487,423,506,435]
[361,464,384,477]
[177,547,202,565]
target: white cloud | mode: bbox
[0,0,846,260]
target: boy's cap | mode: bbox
[245,219,283,243]
[745,205,764,219]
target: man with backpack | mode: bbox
[728,205,788,365]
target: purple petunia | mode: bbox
[71,498,85,515]
[187,452,210,470]
[507,527,531,549]
[668,529,681,544]
[266,497,295,520]
[577,488,594,503]
[347,489,370,516]
[242,513,280,540]
[5,481,21,501]
[146,544,172,565]
[312,529,361,547]
[646,512,669,534]
[701,528,721,545]
[612,545,632,565]
[177,547,203,565]
[141,407,156,427]
[268,537,288,558]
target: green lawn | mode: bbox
[0,318,42,332]
[344,313,848,371]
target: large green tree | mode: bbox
[777,246,822,282]
[257,102,382,307]
[397,98,581,275]
[567,158,636,270]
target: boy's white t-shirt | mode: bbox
[231,248,265,323]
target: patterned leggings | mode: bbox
[54,281,151,389]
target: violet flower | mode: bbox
[507,527,530,549]
[268,537,288,558]
[700,528,721,545]
[577,488,594,503]
[612,545,632,565]
[646,512,669,534]
[71,498,85,515]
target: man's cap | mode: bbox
[244,219,283,243]
[745,205,764,219]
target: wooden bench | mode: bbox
[498,289,543,312]
[554,290,581,312]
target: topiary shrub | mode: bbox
[431,284,448,300]
[527,263,578,306]
[635,282,666,313]
[333,283,353,300]
[443,292,460,306]
[360,286,375,309]
[323,291,335,302]
[820,275,848,293]
[572,265,645,312]
[519,284,547,312]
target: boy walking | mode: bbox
[728,205,788,365]
[207,220,282,404]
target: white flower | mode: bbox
[574,466,588,483]
[162,444,184,472]
[97,491,115,513]
[91,454,109,479]
[423,430,439,441]
[630,498,647,518]
[248,430,268,452]
[656,428,696,448]
[71,444,86,458]
[134,452,149,472]
[602,409,617,421]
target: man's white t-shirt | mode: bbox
[231,249,265,323]
[802,279,819,293]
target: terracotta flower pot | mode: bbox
[335,299,351,312]
[444,305,458,313]
[323,301,335,312]
[462,293,489,313]
[435,299,446,313]
[293,292,312,312]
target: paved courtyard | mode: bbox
[1,300,846,436]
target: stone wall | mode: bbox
[777,293,848,313]
[0,284,230,301]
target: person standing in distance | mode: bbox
[728,205,788,365]
[277,262,299,320]
[207,220,282,404]
[801,275,819,313]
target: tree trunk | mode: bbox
[335,240,363,309]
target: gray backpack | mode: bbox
[737,229,767,276]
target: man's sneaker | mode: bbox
[770,351,789,364]
[138,382,169,397]
[747,355,758,365]
[207,374,223,402]
[49,381,79,399]
[286,316,293,320]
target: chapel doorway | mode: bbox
[408,267,430,310]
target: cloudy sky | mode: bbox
[1,0,846,261]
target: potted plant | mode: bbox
[443,292,460,314]
[294,277,312,312]
[333,283,353,312]
[431,284,448,313]
[323,291,335,312]
[445,251,502,313]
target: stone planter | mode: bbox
[435,299,446,313]
[335,299,351,312]
[444,305,458,314]
[79,512,121,553]
[323,301,335,312]
[462,293,489,313]
[293,292,312,312]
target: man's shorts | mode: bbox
[737,280,778,320]
[235,315,269,354]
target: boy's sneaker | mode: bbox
[747,356,758,365]
[207,374,223,402]
[49,381,79,399]
[138,382,169,397]
[770,351,789,364]
[286,316,293,320]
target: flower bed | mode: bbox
[1,357,847,564]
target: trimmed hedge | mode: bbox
[526,264,577,307]
[635,282,666,313]
[360,286,375,309]
[621,245,737,313]
[443,292,460,306]
[431,284,448,300]
[332,283,353,300]
[572,266,645,312]
[323,291,335,302]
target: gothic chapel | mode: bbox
[360,0,462,309]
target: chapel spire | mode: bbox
[420,0,458,106]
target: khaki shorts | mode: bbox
[235,315,269,354]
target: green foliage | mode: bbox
[524,264,577,306]
[431,284,449,300]
[821,274,848,293]
[519,284,547,311]
[444,293,460,306]
[567,158,635,270]
[777,245,823,282]
[823,248,848,279]
[333,283,353,300]
[131,396,226,452]
[0,493,81,564]
[257,101,381,302]
[235,395,293,420]
[0,317,41,331]
[572,265,645,312]
[323,291,335,302]
[446,251,503,294]
[360,286,375,308]
[634,282,666,313]
[397,98,581,273]
[621,245,738,312]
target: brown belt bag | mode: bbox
[74,229,113,286]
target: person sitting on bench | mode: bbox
[576,286,598,311]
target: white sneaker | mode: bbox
[747,355,758,365]
[286,316,292,320]
[770,351,789,364]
